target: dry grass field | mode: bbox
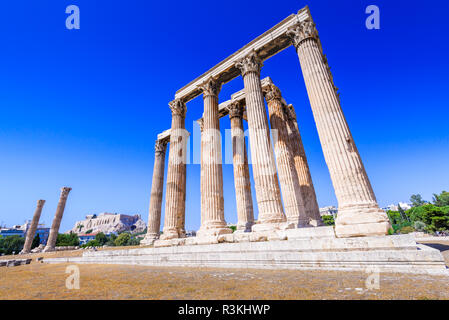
[0,240,448,300]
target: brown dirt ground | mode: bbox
[0,241,447,300]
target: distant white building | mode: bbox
[382,202,412,212]
[320,206,338,218]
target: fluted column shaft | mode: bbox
[285,104,323,226]
[287,19,390,237]
[161,99,188,240]
[197,78,231,236]
[21,200,45,254]
[44,187,71,252]
[143,140,168,244]
[227,102,254,232]
[236,52,286,231]
[264,84,308,227]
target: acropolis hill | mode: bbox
[70,213,146,235]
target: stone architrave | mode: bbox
[161,99,188,240]
[43,187,72,252]
[197,77,232,237]
[236,51,286,232]
[142,139,168,245]
[284,104,323,226]
[263,82,308,227]
[227,101,254,232]
[20,200,46,254]
[287,19,390,237]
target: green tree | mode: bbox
[55,232,79,246]
[95,232,107,246]
[410,194,426,207]
[0,235,25,255]
[408,204,449,233]
[31,234,40,249]
[105,233,117,246]
[322,215,335,226]
[114,233,131,247]
[433,191,449,207]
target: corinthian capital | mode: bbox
[199,77,222,98]
[263,83,282,103]
[286,19,319,48]
[60,187,72,199]
[169,99,187,118]
[235,51,263,77]
[226,101,244,119]
[155,139,168,156]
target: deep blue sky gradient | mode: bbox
[0,0,448,232]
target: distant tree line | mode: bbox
[387,191,449,235]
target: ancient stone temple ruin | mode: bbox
[71,213,146,235]
[46,7,447,274]
[141,6,390,245]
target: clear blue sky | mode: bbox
[0,0,448,232]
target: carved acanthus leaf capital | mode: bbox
[199,77,222,98]
[155,139,168,156]
[60,187,72,199]
[226,101,244,119]
[263,84,282,103]
[169,99,187,118]
[286,19,319,48]
[235,51,263,77]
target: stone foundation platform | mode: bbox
[43,227,448,275]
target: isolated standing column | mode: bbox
[197,77,231,237]
[227,101,254,232]
[263,82,308,227]
[236,51,286,232]
[44,187,72,252]
[287,19,390,237]
[20,200,46,254]
[142,139,168,245]
[161,99,188,240]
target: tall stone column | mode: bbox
[285,104,323,226]
[161,99,188,240]
[197,77,231,237]
[236,51,286,232]
[142,139,168,245]
[197,118,205,229]
[20,200,45,254]
[287,19,390,237]
[227,101,254,232]
[43,187,72,252]
[263,82,308,227]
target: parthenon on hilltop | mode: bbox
[46,6,447,274]
[142,5,391,245]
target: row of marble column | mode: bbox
[144,18,390,243]
[20,187,72,254]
